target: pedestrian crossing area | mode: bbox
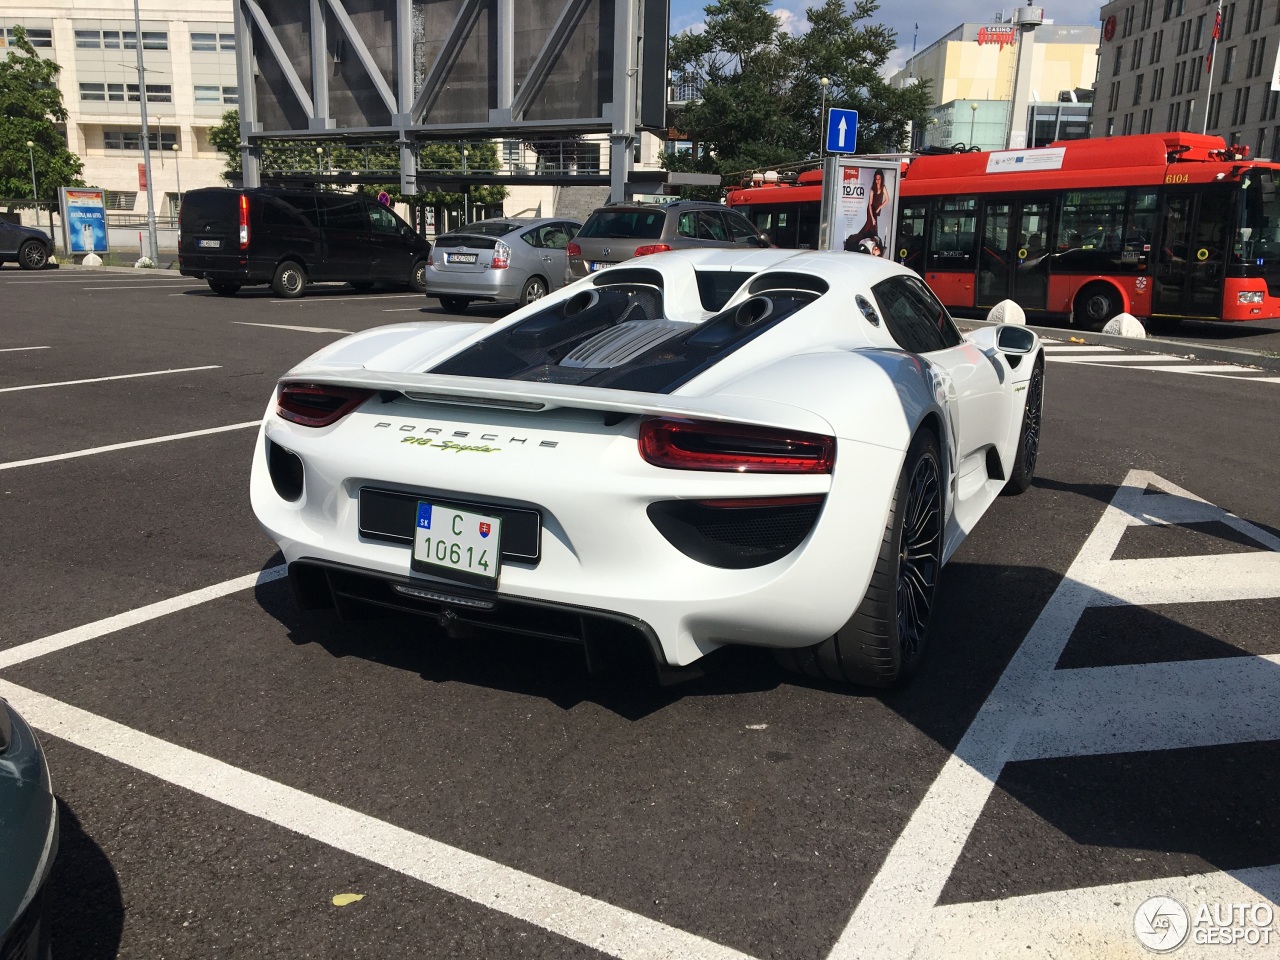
[1042,340,1280,384]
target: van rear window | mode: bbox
[181,191,237,228]
[578,210,665,240]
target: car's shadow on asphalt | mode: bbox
[50,799,124,960]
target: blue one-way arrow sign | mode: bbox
[825,108,859,154]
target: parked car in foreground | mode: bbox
[425,218,581,312]
[250,247,1044,688]
[178,187,431,297]
[0,219,53,270]
[0,697,58,960]
[565,200,769,282]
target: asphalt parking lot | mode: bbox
[2,265,1278,960]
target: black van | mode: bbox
[178,188,431,297]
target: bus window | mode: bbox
[1241,170,1280,296]
[897,201,928,270]
[1123,189,1158,267]
[1055,189,1128,272]
[926,198,977,271]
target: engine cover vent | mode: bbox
[560,318,692,369]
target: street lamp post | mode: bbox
[818,77,830,156]
[462,147,470,226]
[969,102,979,149]
[133,0,159,263]
[171,142,182,217]
[316,145,324,178]
[25,139,50,243]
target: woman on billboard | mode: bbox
[844,169,890,250]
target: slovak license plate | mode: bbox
[587,261,614,272]
[447,253,477,264]
[412,501,501,585]
[198,239,222,249]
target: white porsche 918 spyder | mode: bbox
[250,248,1043,687]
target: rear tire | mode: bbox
[208,280,241,296]
[272,261,307,298]
[439,296,470,313]
[18,241,48,270]
[409,259,428,293]
[1073,282,1121,330]
[520,275,548,306]
[775,429,944,687]
[1003,357,1044,495]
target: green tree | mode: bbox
[666,0,931,189]
[207,109,242,183]
[0,25,84,202]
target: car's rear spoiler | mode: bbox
[279,367,834,434]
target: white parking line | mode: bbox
[0,421,259,472]
[0,680,756,960]
[1047,353,1198,363]
[383,307,427,312]
[80,283,203,291]
[269,293,423,304]
[0,365,219,393]
[1,277,192,284]
[233,322,352,334]
[0,346,50,353]
[828,471,1280,960]
[1042,344,1121,353]
[0,565,287,670]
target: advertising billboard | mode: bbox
[59,188,110,255]
[819,157,901,258]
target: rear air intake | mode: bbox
[647,496,825,568]
[266,439,304,501]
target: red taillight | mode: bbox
[238,193,250,250]
[633,243,673,257]
[638,418,835,473]
[276,383,372,428]
[567,241,581,257]
[491,240,511,269]
[426,251,434,266]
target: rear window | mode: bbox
[694,270,748,311]
[434,234,499,250]
[181,191,237,229]
[456,221,522,237]
[578,209,665,240]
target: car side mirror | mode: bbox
[995,324,1036,354]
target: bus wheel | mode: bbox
[1073,283,1121,330]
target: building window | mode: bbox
[79,82,106,102]
[1231,86,1250,125]
[104,190,137,210]
[1168,101,1181,128]
[1114,45,1125,76]
[75,29,100,48]
[1123,5,1136,37]
[1151,29,1164,63]
[1191,56,1203,90]
[107,83,125,102]
[103,129,179,152]
[194,85,237,105]
[123,84,172,103]
[191,32,216,51]
[1249,37,1267,76]
[1223,46,1236,83]
[1265,89,1280,122]
[1152,67,1164,101]
[1185,98,1196,130]
[1123,112,1135,134]
[1209,92,1224,128]
[1141,0,1154,30]
[219,33,235,51]
[1173,60,1184,96]
[1142,108,1153,133]
[1195,14,1205,47]
[1109,81,1121,111]
[2,27,52,47]
[1133,73,1145,106]
[1131,37,1144,71]
[1223,2,1236,40]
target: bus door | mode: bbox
[975,196,1053,312]
[1152,188,1230,317]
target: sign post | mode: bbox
[825,108,860,155]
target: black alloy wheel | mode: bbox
[896,452,943,664]
[18,241,48,270]
[1004,358,1044,495]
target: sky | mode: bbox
[666,0,1082,78]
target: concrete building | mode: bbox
[891,14,1099,152]
[3,2,236,230]
[1093,0,1280,159]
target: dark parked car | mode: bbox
[425,217,581,312]
[565,200,769,282]
[0,219,53,270]
[0,698,57,960]
[178,188,431,297]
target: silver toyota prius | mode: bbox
[424,217,581,313]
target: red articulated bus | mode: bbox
[728,134,1280,330]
